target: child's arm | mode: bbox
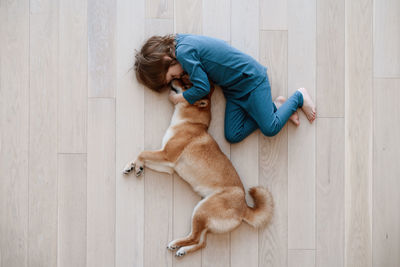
[176,45,210,104]
[168,90,186,104]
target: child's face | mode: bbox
[165,63,184,85]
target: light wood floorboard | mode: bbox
[29,0,58,266]
[88,0,116,98]
[58,154,87,267]
[58,0,87,153]
[0,1,29,266]
[373,79,400,267]
[87,99,116,267]
[373,0,400,77]
[344,0,373,266]
[288,0,316,250]
[316,0,345,117]
[146,0,173,19]
[288,250,315,267]
[115,1,145,267]
[316,118,345,267]
[260,0,287,30]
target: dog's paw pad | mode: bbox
[135,167,144,177]
[123,168,132,174]
[175,249,186,257]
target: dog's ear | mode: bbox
[194,99,209,108]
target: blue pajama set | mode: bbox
[175,34,303,143]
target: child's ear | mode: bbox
[194,99,209,108]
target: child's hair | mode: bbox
[134,34,177,92]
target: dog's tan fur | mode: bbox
[123,79,273,257]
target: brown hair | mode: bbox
[134,34,177,92]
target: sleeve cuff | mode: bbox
[182,91,196,105]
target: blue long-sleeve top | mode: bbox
[175,34,267,104]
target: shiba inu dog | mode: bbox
[123,79,273,257]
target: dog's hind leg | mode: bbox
[175,228,208,257]
[167,214,208,257]
[169,189,244,255]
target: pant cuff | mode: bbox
[296,90,304,108]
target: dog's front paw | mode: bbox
[167,241,179,251]
[134,161,144,177]
[135,166,144,177]
[123,161,135,174]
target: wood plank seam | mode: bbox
[87,97,117,99]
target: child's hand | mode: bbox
[169,90,186,104]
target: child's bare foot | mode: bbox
[297,88,316,123]
[274,96,300,126]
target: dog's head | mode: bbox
[170,76,214,128]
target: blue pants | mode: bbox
[224,75,303,143]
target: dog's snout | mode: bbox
[171,79,183,93]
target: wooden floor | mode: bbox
[1,0,399,266]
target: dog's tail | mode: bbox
[243,186,274,228]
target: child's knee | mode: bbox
[224,131,243,144]
[259,125,279,137]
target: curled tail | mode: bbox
[243,186,274,228]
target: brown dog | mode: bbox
[123,79,273,257]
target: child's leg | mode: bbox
[274,96,300,126]
[246,83,303,137]
[224,99,258,143]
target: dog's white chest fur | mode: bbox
[161,104,185,148]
